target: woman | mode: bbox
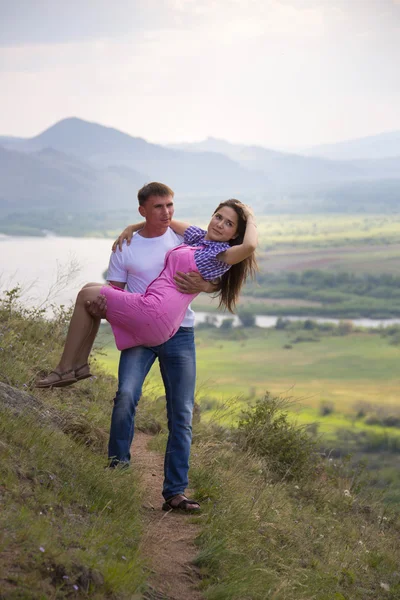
[36,199,258,388]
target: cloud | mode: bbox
[0,0,332,75]
[0,0,399,145]
[0,0,349,47]
[0,0,176,46]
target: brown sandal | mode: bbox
[75,363,93,381]
[35,369,77,389]
[162,494,201,512]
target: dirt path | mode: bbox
[132,432,204,600]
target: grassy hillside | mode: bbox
[0,290,147,597]
[1,289,400,599]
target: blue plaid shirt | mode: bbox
[184,225,231,281]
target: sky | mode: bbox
[0,0,400,148]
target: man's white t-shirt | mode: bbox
[106,227,195,328]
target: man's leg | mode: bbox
[157,327,196,500]
[108,345,156,466]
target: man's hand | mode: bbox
[174,271,218,294]
[85,294,108,318]
[112,226,136,253]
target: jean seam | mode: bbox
[162,365,174,493]
[109,349,156,462]
[159,328,196,499]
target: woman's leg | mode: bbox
[73,284,104,372]
[37,283,105,386]
[73,317,101,372]
[58,283,104,371]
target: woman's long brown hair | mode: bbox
[214,199,258,313]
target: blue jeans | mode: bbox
[108,326,196,500]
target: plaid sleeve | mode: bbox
[184,225,206,246]
[194,240,232,280]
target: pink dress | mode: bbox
[100,244,199,350]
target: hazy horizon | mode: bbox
[1,0,400,148]
[1,115,400,152]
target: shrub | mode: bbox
[236,393,319,481]
[275,317,290,330]
[320,400,335,416]
[337,320,354,335]
[237,309,256,328]
[220,317,234,330]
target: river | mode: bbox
[1,235,399,329]
[195,312,400,329]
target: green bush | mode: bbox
[237,309,256,327]
[219,317,234,330]
[320,400,335,416]
[236,393,318,481]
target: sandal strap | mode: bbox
[50,369,75,379]
[165,495,200,509]
[176,499,200,509]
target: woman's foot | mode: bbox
[162,494,201,512]
[74,363,92,381]
[35,369,77,389]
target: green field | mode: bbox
[97,326,400,431]
[190,214,400,317]
[255,213,400,249]
[260,243,400,276]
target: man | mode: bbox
[88,182,215,511]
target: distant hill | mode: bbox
[0,135,26,148]
[1,118,269,196]
[8,117,172,162]
[0,119,400,230]
[348,156,400,179]
[314,178,400,212]
[170,137,369,188]
[305,130,400,160]
[0,145,147,214]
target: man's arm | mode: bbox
[112,219,191,252]
[174,271,219,294]
[85,281,125,318]
[112,223,145,252]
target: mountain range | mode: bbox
[0,118,399,223]
[305,130,400,161]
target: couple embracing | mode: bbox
[36,182,258,512]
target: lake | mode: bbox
[1,235,400,328]
[0,234,113,308]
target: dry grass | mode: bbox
[190,428,400,599]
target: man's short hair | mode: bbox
[137,182,174,206]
